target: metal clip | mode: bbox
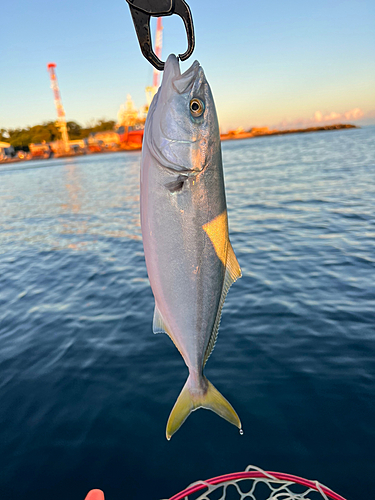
[125,0,195,70]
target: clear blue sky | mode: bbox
[1,0,374,131]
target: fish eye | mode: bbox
[189,98,204,118]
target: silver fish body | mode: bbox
[140,54,242,439]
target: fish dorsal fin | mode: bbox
[204,243,242,365]
[153,304,169,335]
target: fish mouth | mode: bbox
[163,54,181,79]
[163,54,201,95]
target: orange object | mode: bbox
[84,489,105,500]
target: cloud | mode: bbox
[276,108,365,129]
[344,108,364,120]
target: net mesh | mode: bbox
[167,465,346,500]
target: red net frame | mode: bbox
[169,466,347,500]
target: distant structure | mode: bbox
[0,141,15,161]
[47,63,69,152]
[117,94,140,129]
[145,17,163,107]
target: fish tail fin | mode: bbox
[166,375,241,440]
[166,377,194,441]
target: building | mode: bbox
[0,141,15,161]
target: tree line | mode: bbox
[0,120,116,150]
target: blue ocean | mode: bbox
[0,126,374,500]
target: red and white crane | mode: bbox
[47,63,69,152]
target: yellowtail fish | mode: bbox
[140,54,242,439]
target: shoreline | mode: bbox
[220,123,358,141]
[0,146,141,165]
[1,123,359,165]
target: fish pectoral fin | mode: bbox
[165,174,188,193]
[153,305,169,335]
[166,376,241,440]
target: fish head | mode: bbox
[145,54,219,173]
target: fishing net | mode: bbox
[167,465,346,500]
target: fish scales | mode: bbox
[140,54,242,439]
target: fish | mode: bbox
[140,54,242,440]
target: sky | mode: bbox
[1,0,375,132]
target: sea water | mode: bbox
[0,127,374,500]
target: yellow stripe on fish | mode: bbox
[202,210,229,266]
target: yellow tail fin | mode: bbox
[166,376,241,440]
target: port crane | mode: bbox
[47,63,70,152]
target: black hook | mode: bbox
[125,0,195,71]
